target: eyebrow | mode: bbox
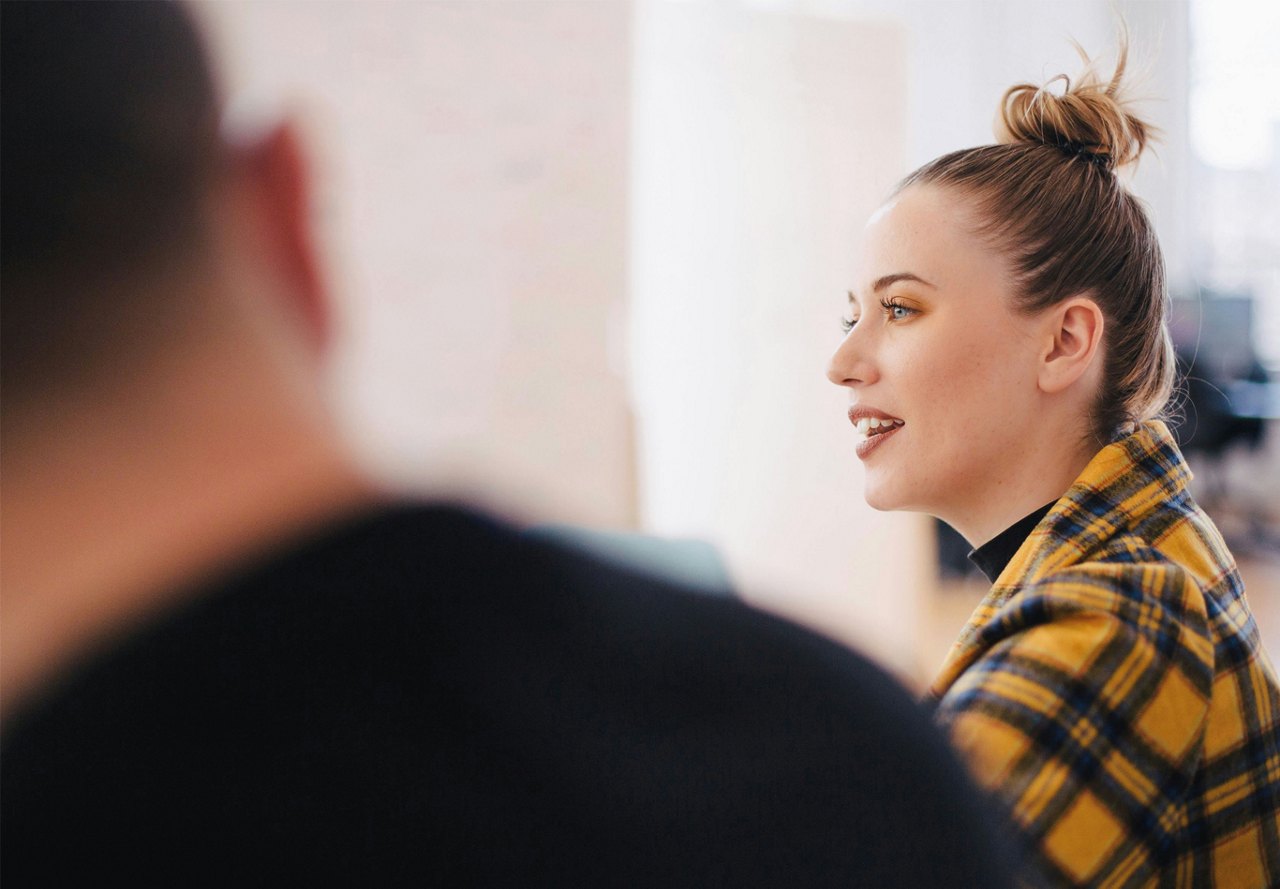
[847,272,937,303]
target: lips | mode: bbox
[854,423,901,459]
[847,406,904,459]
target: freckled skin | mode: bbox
[827,185,1090,544]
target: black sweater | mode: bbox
[3,504,1013,887]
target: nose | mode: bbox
[826,331,878,388]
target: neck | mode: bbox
[940,422,1099,548]
[0,349,378,718]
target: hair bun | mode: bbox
[996,37,1155,173]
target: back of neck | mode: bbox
[0,364,377,718]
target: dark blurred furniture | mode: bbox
[1168,293,1278,554]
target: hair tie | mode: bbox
[1055,139,1110,169]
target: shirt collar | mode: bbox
[967,502,1056,584]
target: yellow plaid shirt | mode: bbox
[929,421,1280,888]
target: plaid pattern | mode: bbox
[929,421,1280,888]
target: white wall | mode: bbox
[629,2,932,670]
[200,1,636,527]
[762,0,1192,289]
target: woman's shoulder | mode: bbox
[969,543,1215,689]
[943,546,1216,750]
[1003,534,1206,630]
[1043,533,1205,607]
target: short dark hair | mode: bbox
[1,0,221,397]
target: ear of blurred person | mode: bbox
[220,119,332,352]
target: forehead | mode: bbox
[854,185,1001,294]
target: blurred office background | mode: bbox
[198,0,1279,687]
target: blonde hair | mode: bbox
[897,35,1174,445]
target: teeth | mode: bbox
[854,417,903,438]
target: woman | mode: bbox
[827,42,1280,888]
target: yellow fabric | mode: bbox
[929,421,1280,888]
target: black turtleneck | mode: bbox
[967,503,1055,584]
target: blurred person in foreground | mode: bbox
[0,3,1013,885]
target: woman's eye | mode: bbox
[880,299,916,321]
[840,317,858,334]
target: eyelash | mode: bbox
[840,298,917,333]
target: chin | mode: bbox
[863,472,937,514]
[862,478,902,512]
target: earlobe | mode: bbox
[1038,297,1104,395]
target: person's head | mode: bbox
[1,0,327,428]
[826,38,1174,542]
[1,1,358,711]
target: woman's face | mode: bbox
[827,184,1047,522]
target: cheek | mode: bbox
[889,321,1029,477]
[895,325,996,420]
[925,309,1023,386]
[917,329,1038,472]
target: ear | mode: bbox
[1037,296,1105,395]
[229,119,330,353]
